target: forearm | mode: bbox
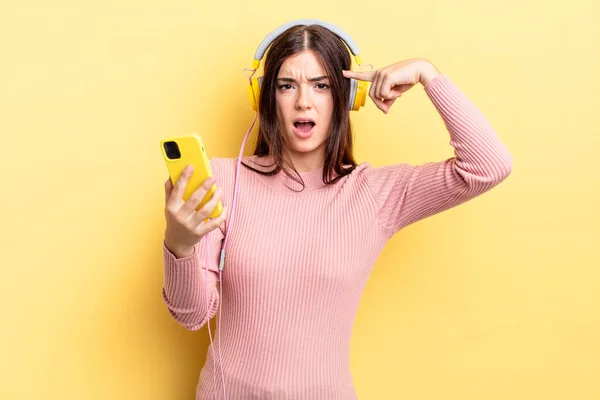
[422,71,513,185]
[162,241,220,331]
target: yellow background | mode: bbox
[1,1,599,399]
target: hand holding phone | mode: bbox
[160,134,227,258]
[163,165,228,258]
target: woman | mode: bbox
[162,22,512,400]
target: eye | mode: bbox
[316,83,330,90]
[278,84,293,90]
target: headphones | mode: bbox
[245,19,370,112]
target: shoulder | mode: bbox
[353,161,415,199]
[208,156,236,173]
[354,161,413,181]
[208,157,239,185]
[209,156,268,184]
[210,155,279,175]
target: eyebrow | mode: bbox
[277,76,329,83]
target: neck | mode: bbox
[285,149,325,172]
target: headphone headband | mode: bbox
[251,19,362,69]
[246,19,369,112]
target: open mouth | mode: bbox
[293,121,316,133]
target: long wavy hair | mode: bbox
[241,24,358,191]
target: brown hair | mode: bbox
[241,24,358,191]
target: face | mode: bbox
[276,50,334,171]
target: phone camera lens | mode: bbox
[164,141,181,159]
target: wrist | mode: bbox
[418,60,441,86]
[164,239,195,259]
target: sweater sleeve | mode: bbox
[161,158,225,331]
[363,73,513,235]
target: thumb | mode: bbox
[342,69,376,82]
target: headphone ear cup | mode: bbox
[354,79,368,110]
[248,76,263,112]
[349,78,367,111]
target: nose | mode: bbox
[295,86,312,110]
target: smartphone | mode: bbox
[160,133,223,219]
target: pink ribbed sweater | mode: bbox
[162,74,513,399]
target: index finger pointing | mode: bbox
[342,69,376,82]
